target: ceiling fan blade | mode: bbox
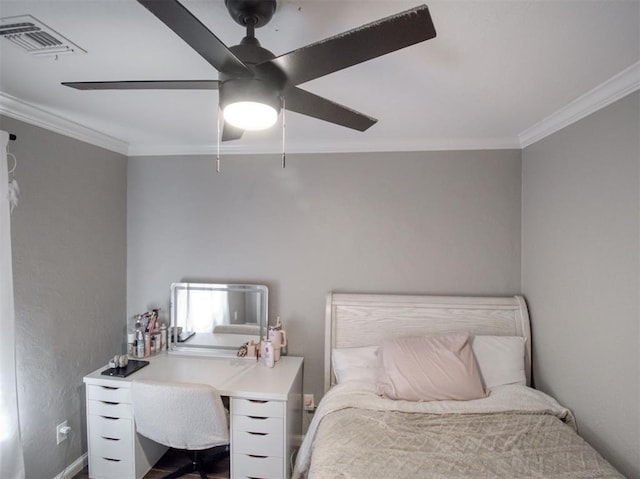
[284,87,377,132]
[222,122,244,142]
[263,5,436,86]
[137,0,252,78]
[62,80,220,90]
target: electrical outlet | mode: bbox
[303,393,315,411]
[56,421,70,444]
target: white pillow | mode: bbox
[331,336,527,389]
[470,335,527,389]
[332,346,378,384]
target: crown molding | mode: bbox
[127,136,521,157]
[0,92,129,155]
[519,61,640,148]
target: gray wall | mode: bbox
[127,149,522,400]
[0,116,127,479]
[521,92,639,478]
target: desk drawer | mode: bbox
[233,399,284,418]
[233,430,283,457]
[233,415,282,435]
[90,433,133,460]
[232,453,282,479]
[89,454,133,479]
[87,384,131,403]
[88,400,132,419]
[89,414,131,441]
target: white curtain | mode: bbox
[0,130,25,479]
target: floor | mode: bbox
[72,447,230,479]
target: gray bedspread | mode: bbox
[294,383,622,479]
[309,409,622,478]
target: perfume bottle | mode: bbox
[135,316,144,358]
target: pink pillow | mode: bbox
[376,333,487,401]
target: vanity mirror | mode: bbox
[170,282,267,355]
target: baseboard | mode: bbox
[54,452,87,479]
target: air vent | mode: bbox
[0,15,85,57]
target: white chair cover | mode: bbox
[131,380,229,450]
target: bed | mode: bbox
[292,293,622,479]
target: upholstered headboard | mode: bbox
[324,293,531,393]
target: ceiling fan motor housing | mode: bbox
[224,0,277,28]
[219,39,286,112]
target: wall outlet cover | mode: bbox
[56,421,69,445]
[303,393,315,411]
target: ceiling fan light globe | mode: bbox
[223,101,278,131]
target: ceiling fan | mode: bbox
[63,0,436,141]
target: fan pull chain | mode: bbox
[216,106,221,173]
[281,97,286,169]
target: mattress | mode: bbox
[293,382,622,479]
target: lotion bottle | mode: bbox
[263,340,275,368]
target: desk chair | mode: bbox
[131,379,229,479]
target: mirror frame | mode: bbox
[169,282,268,355]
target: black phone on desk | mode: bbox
[101,359,149,378]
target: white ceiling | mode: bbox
[0,0,638,156]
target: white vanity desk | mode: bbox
[83,354,303,479]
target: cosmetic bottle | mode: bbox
[127,316,137,356]
[127,333,135,357]
[135,317,144,358]
[262,340,275,368]
[144,332,151,357]
[246,340,256,358]
[160,323,167,351]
